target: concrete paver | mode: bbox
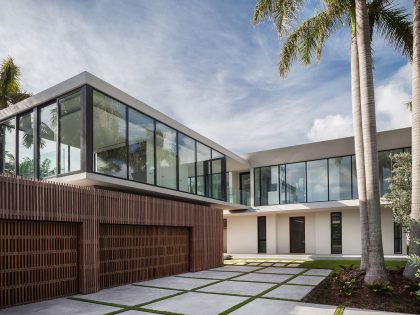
[288,275,327,286]
[234,273,292,283]
[257,267,306,275]
[135,276,217,290]
[145,291,247,315]
[74,285,177,306]
[177,270,242,280]
[302,269,332,276]
[210,266,261,272]
[263,284,314,300]
[0,298,120,315]
[198,280,275,296]
[230,298,336,315]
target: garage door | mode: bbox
[99,224,189,289]
[0,220,78,308]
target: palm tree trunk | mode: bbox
[405,0,420,280]
[355,0,388,283]
[351,34,369,271]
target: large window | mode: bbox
[352,155,358,199]
[329,156,352,200]
[93,91,127,178]
[197,143,211,197]
[379,149,402,196]
[331,212,342,254]
[240,172,250,205]
[59,92,81,174]
[260,166,279,205]
[156,123,177,189]
[18,112,34,178]
[128,109,155,184]
[178,134,196,193]
[0,119,16,175]
[254,167,261,206]
[307,159,328,202]
[211,150,224,200]
[286,162,306,203]
[39,104,57,178]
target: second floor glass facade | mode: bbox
[254,148,411,206]
[0,86,227,201]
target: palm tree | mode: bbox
[253,0,412,283]
[0,57,31,110]
[408,0,420,280]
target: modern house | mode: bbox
[0,72,409,308]
[224,128,410,256]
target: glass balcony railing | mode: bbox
[227,187,250,206]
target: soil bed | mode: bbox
[304,268,420,314]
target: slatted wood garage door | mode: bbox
[0,220,78,308]
[99,224,190,289]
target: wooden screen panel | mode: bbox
[99,224,189,289]
[0,220,78,308]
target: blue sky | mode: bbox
[0,0,412,154]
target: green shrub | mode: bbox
[365,281,394,296]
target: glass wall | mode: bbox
[0,87,226,201]
[18,112,34,178]
[211,150,224,200]
[156,123,177,189]
[329,156,352,200]
[378,149,402,196]
[0,119,16,175]
[59,92,81,174]
[178,134,196,193]
[260,166,279,205]
[286,162,306,203]
[39,104,57,178]
[307,159,328,202]
[128,109,155,184]
[93,91,127,178]
[255,148,409,206]
[197,142,211,196]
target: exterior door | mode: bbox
[257,216,266,253]
[290,217,305,253]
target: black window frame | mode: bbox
[257,216,267,253]
[331,212,342,254]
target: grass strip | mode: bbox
[334,305,345,315]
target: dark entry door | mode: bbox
[290,217,305,253]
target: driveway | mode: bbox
[0,259,409,315]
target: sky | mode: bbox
[0,0,413,154]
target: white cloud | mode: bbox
[307,114,354,142]
[307,63,412,142]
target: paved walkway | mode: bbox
[0,260,410,315]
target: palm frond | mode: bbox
[279,2,346,77]
[368,0,413,60]
[253,0,307,35]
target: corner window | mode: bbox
[178,134,196,193]
[93,91,127,178]
[39,104,58,178]
[18,112,34,178]
[0,119,16,175]
[59,91,81,174]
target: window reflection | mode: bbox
[329,156,352,200]
[156,123,177,189]
[0,119,16,175]
[59,92,81,174]
[286,162,306,203]
[18,112,34,178]
[128,109,155,184]
[40,104,57,178]
[307,159,328,202]
[178,134,196,193]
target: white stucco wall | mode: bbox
[226,207,407,255]
[226,216,258,254]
